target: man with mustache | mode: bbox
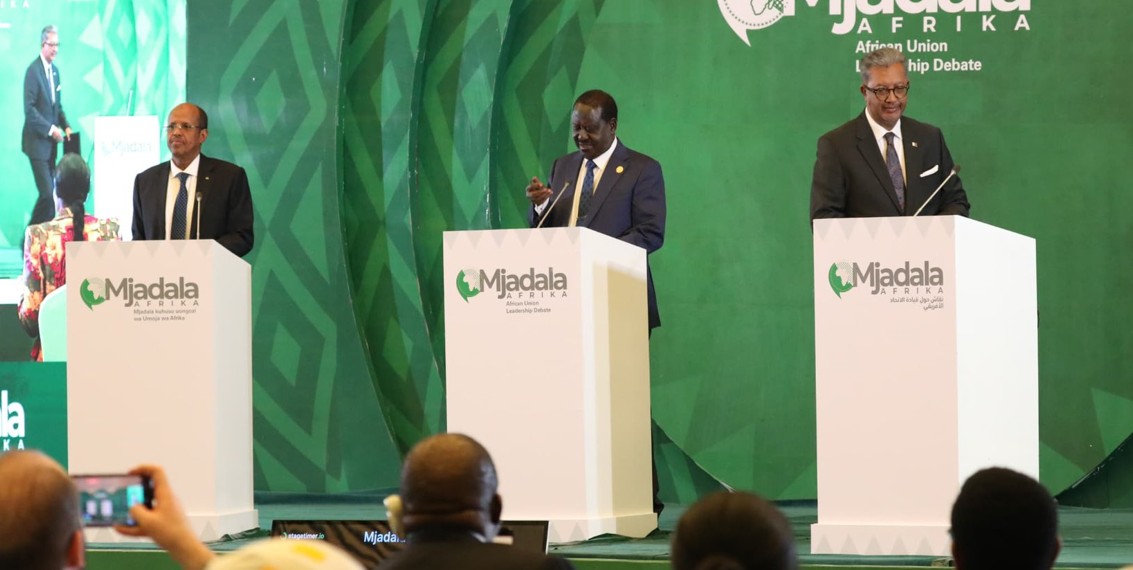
[525,89,666,333]
[811,47,970,220]
[133,103,254,257]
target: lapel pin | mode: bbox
[911,141,919,148]
[616,165,624,174]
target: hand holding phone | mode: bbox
[112,465,216,570]
[71,473,154,527]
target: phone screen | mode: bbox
[71,474,153,527]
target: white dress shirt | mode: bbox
[567,138,618,226]
[164,155,201,239]
[864,109,906,184]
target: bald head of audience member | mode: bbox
[399,433,503,541]
[0,450,84,570]
[671,491,798,570]
[951,467,1060,570]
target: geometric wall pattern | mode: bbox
[179,0,1133,499]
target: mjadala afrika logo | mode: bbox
[456,267,568,302]
[1,390,26,452]
[720,0,1031,42]
[80,277,200,309]
[828,260,944,298]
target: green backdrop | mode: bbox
[5,0,1129,501]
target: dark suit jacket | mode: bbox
[810,112,970,220]
[22,57,68,160]
[132,154,255,257]
[528,141,666,329]
[381,531,574,570]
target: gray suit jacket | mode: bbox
[811,112,970,220]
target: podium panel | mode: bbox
[444,228,655,543]
[811,216,1037,556]
[67,240,256,542]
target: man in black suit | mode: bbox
[381,433,574,570]
[132,103,254,257]
[811,47,970,220]
[22,25,71,227]
[526,89,666,331]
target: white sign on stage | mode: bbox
[93,115,160,237]
[811,216,1037,556]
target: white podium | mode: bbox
[67,240,256,542]
[443,228,656,543]
[811,216,1038,556]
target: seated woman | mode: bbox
[18,153,120,361]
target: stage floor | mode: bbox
[86,497,1133,569]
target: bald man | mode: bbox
[0,450,84,570]
[382,433,574,570]
[670,491,798,570]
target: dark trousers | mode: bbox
[28,154,57,226]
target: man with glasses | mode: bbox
[810,47,970,220]
[132,103,254,257]
[22,25,72,227]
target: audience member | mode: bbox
[18,152,120,360]
[380,433,574,570]
[950,467,1060,570]
[0,450,84,570]
[670,490,797,570]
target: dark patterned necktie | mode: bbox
[577,159,597,222]
[171,172,189,239]
[884,132,905,212]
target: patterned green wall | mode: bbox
[184,0,1133,499]
[188,0,400,493]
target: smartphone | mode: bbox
[71,474,154,527]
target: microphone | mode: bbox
[535,179,573,229]
[912,164,961,217]
[194,190,203,239]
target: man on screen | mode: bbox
[810,47,970,220]
[22,25,72,227]
[132,103,254,257]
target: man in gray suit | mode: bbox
[22,25,72,226]
[811,47,970,220]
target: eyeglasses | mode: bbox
[44,42,59,48]
[864,84,910,99]
[165,123,203,132]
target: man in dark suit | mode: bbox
[811,47,970,220]
[22,25,72,227]
[381,433,574,570]
[525,89,666,515]
[526,89,666,331]
[132,103,254,257]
